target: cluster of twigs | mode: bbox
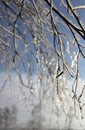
[0,0,85,115]
[45,0,85,114]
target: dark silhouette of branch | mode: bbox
[45,0,85,39]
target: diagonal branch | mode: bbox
[45,0,85,39]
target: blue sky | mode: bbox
[0,0,85,78]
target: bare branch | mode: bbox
[73,6,85,10]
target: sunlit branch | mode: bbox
[0,25,22,40]
[0,38,9,48]
[73,6,85,10]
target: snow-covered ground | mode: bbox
[0,72,85,130]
